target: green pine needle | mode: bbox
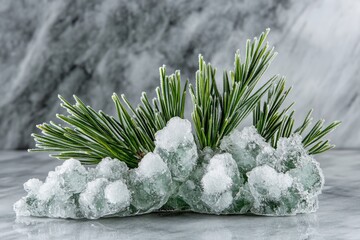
[30,66,188,167]
[253,78,341,155]
[30,28,340,166]
[190,28,277,148]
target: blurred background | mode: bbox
[0,0,359,150]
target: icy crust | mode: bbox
[14,119,324,219]
[155,117,198,182]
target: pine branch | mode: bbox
[253,78,341,154]
[31,95,139,167]
[301,119,341,154]
[253,77,294,146]
[119,66,188,140]
[30,28,340,166]
[30,66,188,167]
[190,29,277,149]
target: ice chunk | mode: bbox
[155,117,198,182]
[220,126,275,172]
[17,174,56,217]
[37,172,60,201]
[201,153,242,213]
[79,178,108,219]
[247,165,299,215]
[24,178,43,195]
[276,134,307,172]
[177,169,207,212]
[248,165,293,199]
[14,124,326,218]
[15,158,133,219]
[55,159,88,193]
[202,170,232,195]
[22,172,70,217]
[23,179,80,218]
[18,159,88,218]
[47,189,80,218]
[91,157,129,181]
[287,155,324,213]
[288,155,324,196]
[176,148,215,212]
[104,180,131,213]
[232,183,254,214]
[13,198,30,217]
[256,144,277,167]
[155,117,193,151]
[129,152,172,211]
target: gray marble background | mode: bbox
[0,0,359,150]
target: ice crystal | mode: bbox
[14,118,325,219]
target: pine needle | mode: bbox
[30,28,340,166]
[30,66,188,167]
[190,29,276,148]
[253,78,341,155]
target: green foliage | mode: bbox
[301,118,341,154]
[30,66,187,167]
[31,29,340,166]
[253,77,293,146]
[190,29,277,148]
[253,78,341,155]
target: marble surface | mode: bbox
[0,0,359,150]
[0,150,359,239]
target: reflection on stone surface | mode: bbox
[1,150,360,239]
[12,213,319,240]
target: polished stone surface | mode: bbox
[0,150,359,239]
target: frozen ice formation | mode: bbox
[79,178,131,218]
[89,157,129,181]
[129,152,172,212]
[247,165,296,215]
[155,117,198,182]
[220,126,276,171]
[14,119,325,219]
[14,159,87,218]
[201,153,242,213]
